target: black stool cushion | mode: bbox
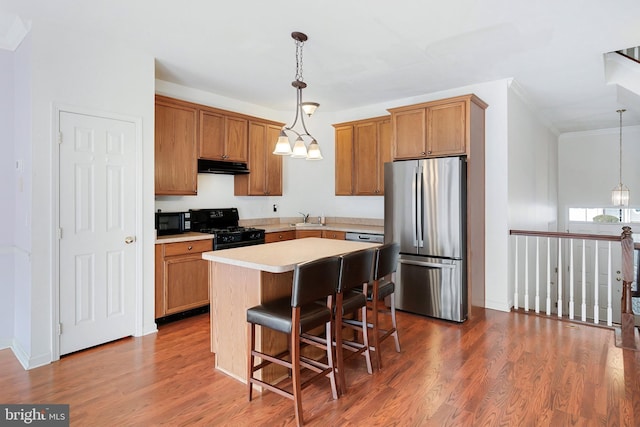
[367,279,395,301]
[340,290,367,314]
[247,296,332,335]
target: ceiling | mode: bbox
[3,0,640,132]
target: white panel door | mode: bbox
[59,111,137,355]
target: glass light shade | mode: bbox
[306,139,323,160]
[301,102,319,117]
[612,184,630,207]
[291,137,308,158]
[272,131,292,155]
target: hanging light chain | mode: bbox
[295,37,304,83]
[618,109,625,186]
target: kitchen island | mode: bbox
[202,237,380,384]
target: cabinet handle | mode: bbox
[421,151,427,155]
[188,246,193,250]
[427,151,431,155]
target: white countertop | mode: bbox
[202,237,380,273]
[260,223,384,234]
[155,232,213,244]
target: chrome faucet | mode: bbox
[299,212,310,223]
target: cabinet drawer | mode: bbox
[265,230,295,243]
[163,239,212,256]
[322,230,346,240]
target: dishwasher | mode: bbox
[345,232,384,244]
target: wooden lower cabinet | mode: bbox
[155,239,213,319]
[264,230,295,243]
[322,230,346,240]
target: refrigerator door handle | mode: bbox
[416,165,424,248]
[399,258,457,269]
[411,166,418,247]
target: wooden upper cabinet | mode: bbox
[155,96,198,195]
[389,94,487,160]
[199,108,248,162]
[334,116,390,196]
[234,120,283,196]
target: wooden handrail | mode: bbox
[509,229,620,242]
[617,50,640,65]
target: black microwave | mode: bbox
[155,211,191,236]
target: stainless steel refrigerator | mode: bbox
[384,157,467,322]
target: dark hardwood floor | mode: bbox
[1,307,639,426]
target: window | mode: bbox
[569,208,640,223]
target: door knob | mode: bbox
[125,236,135,244]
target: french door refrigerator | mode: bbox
[384,157,467,322]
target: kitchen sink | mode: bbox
[290,223,324,227]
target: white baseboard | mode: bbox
[11,339,52,370]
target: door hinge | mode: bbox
[57,323,62,335]
[57,228,63,239]
[58,131,63,144]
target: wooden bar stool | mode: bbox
[367,242,401,369]
[333,248,375,395]
[246,255,341,426]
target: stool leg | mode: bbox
[360,304,372,374]
[325,318,338,400]
[247,322,256,401]
[291,311,304,426]
[390,293,400,352]
[334,293,345,396]
[371,282,383,370]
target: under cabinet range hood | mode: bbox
[197,159,249,175]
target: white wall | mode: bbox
[10,21,156,368]
[506,83,559,310]
[558,125,640,230]
[0,48,15,348]
[12,34,32,361]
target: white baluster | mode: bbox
[514,236,519,310]
[581,240,587,322]
[535,237,540,313]
[569,238,574,319]
[594,240,599,324]
[557,239,563,318]
[607,241,612,326]
[524,236,529,312]
[546,237,551,315]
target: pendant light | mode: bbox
[611,109,630,206]
[272,32,323,160]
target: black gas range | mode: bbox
[190,208,265,250]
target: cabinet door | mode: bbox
[225,116,248,162]
[392,108,427,159]
[377,118,392,194]
[427,101,466,156]
[199,110,226,160]
[335,125,354,195]
[354,122,379,195]
[164,254,209,315]
[155,100,198,195]
[265,124,283,195]
[235,122,282,196]
[246,121,268,195]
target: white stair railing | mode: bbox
[510,229,632,326]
